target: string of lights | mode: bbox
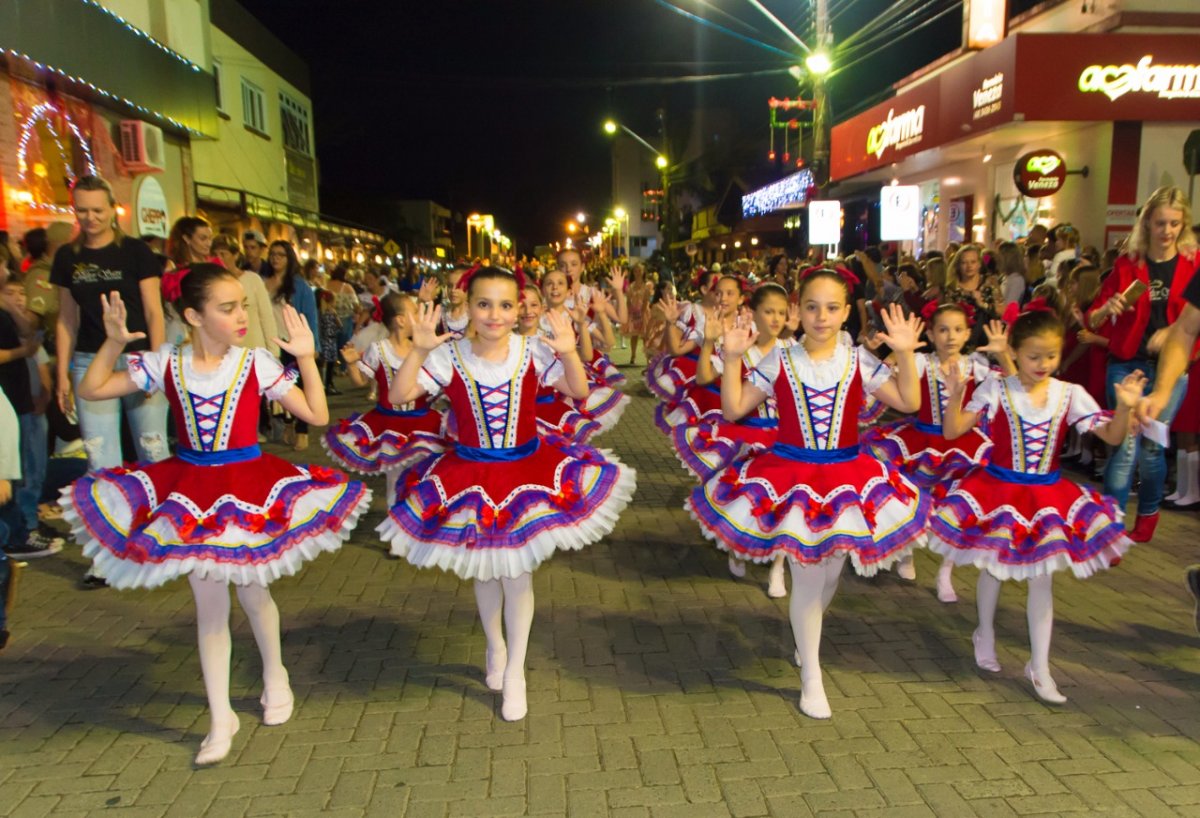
[78,0,203,72]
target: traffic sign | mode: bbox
[384,240,400,256]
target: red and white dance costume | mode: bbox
[927,376,1129,579]
[687,343,930,574]
[670,342,785,482]
[864,352,994,488]
[535,314,629,442]
[378,334,634,720]
[321,339,445,476]
[61,345,371,589]
[646,302,705,405]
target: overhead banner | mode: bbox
[880,185,921,241]
[808,200,841,246]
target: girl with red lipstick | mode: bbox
[930,302,1141,705]
[59,263,370,764]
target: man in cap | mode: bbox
[242,229,268,275]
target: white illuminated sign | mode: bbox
[1078,55,1200,101]
[135,176,168,238]
[808,200,842,246]
[972,73,1004,120]
[966,0,1005,50]
[880,185,920,241]
[742,169,816,218]
[866,106,926,160]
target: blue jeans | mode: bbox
[70,352,170,470]
[1104,358,1187,516]
[0,548,10,632]
[15,413,48,532]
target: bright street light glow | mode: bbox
[603,120,617,135]
[614,207,626,219]
[805,51,832,75]
[576,212,586,224]
[566,222,577,233]
[655,155,668,169]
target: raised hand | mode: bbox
[100,291,147,346]
[659,291,681,323]
[607,265,626,293]
[875,303,925,353]
[978,319,1010,357]
[410,301,453,351]
[1113,369,1148,409]
[274,304,316,359]
[941,356,966,394]
[722,315,758,359]
[417,277,440,304]
[340,344,361,366]
[592,287,612,315]
[702,307,723,344]
[540,308,579,355]
[785,302,801,333]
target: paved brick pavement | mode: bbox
[3,359,1200,817]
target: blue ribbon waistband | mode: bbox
[375,405,430,418]
[914,421,943,434]
[535,395,557,405]
[741,417,778,429]
[985,463,1061,485]
[177,445,261,465]
[774,443,860,463]
[455,438,540,462]
[702,384,721,395]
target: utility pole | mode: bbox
[658,107,673,260]
[812,0,832,187]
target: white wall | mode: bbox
[1137,124,1200,202]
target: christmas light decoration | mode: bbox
[79,0,203,72]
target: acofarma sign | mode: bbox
[865,106,926,160]
[1078,55,1200,101]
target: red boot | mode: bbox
[1128,512,1159,543]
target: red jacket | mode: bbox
[1087,252,1199,361]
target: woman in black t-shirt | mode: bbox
[51,176,169,471]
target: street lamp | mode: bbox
[805,50,832,75]
[576,212,587,224]
[613,207,630,257]
[603,120,617,135]
[566,221,577,234]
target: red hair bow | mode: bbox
[1003,298,1054,325]
[922,300,977,325]
[800,264,860,288]
[371,296,383,323]
[920,300,940,322]
[161,267,191,303]
[455,264,483,291]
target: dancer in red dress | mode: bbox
[930,302,1141,704]
[379,268,635,721]
[60,265,370,763]
[688,271,930,719]
[323,292,445,503]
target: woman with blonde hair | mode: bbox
[1087,186,1197,542]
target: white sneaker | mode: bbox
[727,556,746,578]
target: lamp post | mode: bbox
[613,207,630,257]
[604,117,670,256]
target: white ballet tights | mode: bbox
[384,470,398,509]
[189,576,289,743]
[473,573,535,720]
[975,570,1056,676]
[788,554,846,719]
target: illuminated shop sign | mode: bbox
[1078,55,1200,101]
[972,73,1004,119]
[1013,149,1066,197]
[866,106,926,160]
[741,168,816,218]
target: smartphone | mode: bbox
[1122,280,1148,302]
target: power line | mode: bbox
[829,1,960,79]
[650,0,797,59]
[836,0,957,62]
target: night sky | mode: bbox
[242,0,1039,251]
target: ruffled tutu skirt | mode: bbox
[321,407,445,474]
[686,444,930,576]
[647,351,698,404]
[379,435,636,580]
[863,420,992,489]
[535,393,603,443]
[654,382,722,434]
[927,464,1130,580]
[671,418,777,482]
[60,454,371,589]
[588,352,626,388]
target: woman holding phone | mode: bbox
[1086,186,1197,542]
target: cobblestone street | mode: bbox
[3,364,1200,817]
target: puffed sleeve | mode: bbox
[416,344,454,399]
[682,307,705,344]
[747,345,782,392]
[710,348,725,376]
[124,345,172,394]
[858,348,893,395]
[964,375,1002,420]
[358,342,381,379]
[530,336,565,386]
[1066,382,1112,433]
[254,348,299,400]
[968,352,996,382]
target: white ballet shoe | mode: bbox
[799,670,831,719]
[896,555,916,581]
[1024,663,1067,704]
[727,556,746,578]
[972,630,1001,673]
[936,564,957,603]
[501,675,527,722]
[767,563,787,598]
[195,713,240,765]
[485,645,507,692]
[260,684,294,727]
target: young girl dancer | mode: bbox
[688,270,930,719]
[863,303,1008,600]
[931,303,1141,703]
[673,283,793,597]
[441,266,471,337]
[61,265,370,763]
[323,292,445,503]
[647,270,720,405]
[378,268,635,721]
